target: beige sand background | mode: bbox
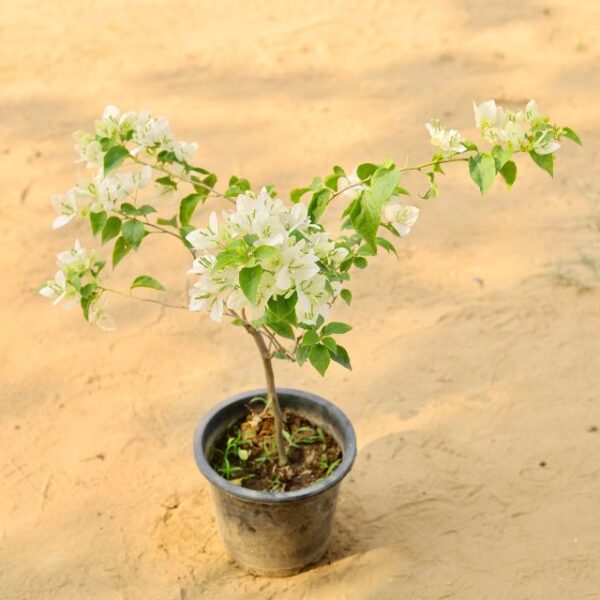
[1,1,599,598]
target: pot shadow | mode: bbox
[311,425,471,572]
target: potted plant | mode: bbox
[40,100,580,576]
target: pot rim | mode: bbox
[193,387,357,504]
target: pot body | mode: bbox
[193,388,357,577]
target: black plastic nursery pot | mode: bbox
[193,387,357,577]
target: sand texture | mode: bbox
[1,1,599,598]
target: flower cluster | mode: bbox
[51,106,200,229]
[186,188,349,324]
[39,240,114,330]
[51,166,153,229]
[473,99,560,154]
[425,120,467,154]
[75,105,198,168]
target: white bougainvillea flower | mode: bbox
[186,188,345,324]
[498,118,528,148]
[39,270,69,305]
[533,129,561,155]
[425,120,466,154]
[383,200,420,237]
[88,299,116,331]
[41,240,115,329]
[473,100,507,133]
[338,170,367,200]
[51,191,78,229]
[525,99,540,123]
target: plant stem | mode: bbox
[243,322,288,466]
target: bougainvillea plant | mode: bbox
[41,100,580,465]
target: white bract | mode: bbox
[187,188,348,324]
[425,120,466,154]
[39,240,114,330]
[473,98,561,154]
[383,199,420,237]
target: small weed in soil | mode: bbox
[209,398,342,492]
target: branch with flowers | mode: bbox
[40,100,581,465]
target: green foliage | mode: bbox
[101,216,121,244]
[350,165,401,249]
[156,175,177,190]
[468,153,496,195]
[529,151,554,177]
[130,275,166,292]
[112,236,131,267]
[90,211,107,237]
[122,220,145,248]
[239,265,264,305]
[322,321,352,335]
[179,193,206,226]
[308,188,331,223]
[499,160,517,187]
[309,344,330,376]
[103,145,129,175]
[121,203,156,217]
[561,127,582,145]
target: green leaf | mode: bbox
[112,236,131,267]
[499,161,517,187]
[301,330,320,346]
[90,211,107,237]
[120,203,138,216]
[371,167,401,206]
[214,249,244,271]
[350,167,401,249]
[308,188,331,223]
[330,344,352,370]
[122,220,146,249]
[157,215,178,228]
[309,344,330,376]
[356,163,377,180]
[353,256,368,269]
[491,145,513,170]
[103,145,129,175]
[296,344,310,366]
[321,336,337,353]
[81,295,93,321]
[322,321,352,335]
[562,127,582,145]
[529,151,554,177]
[468,153,496,195]
[137,204,157,216]
[324,165,346,191]
[101,216,122,245]
[340,289,352,305]
[130,275,166,292]
[156,175,177,190]
[268,321,295,340]
[290,187,312,204]
[255,245,280,269]
[179,193,206,226]
[267,294,297,324]
[239,265,264,305]
[80,283,96,299]
[376,237,397,255]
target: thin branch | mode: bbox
[101,287,189,310]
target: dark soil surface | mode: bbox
[209,401,342,492]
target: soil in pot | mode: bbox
[208,397,342,492]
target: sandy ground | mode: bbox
[1,1,600,598]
